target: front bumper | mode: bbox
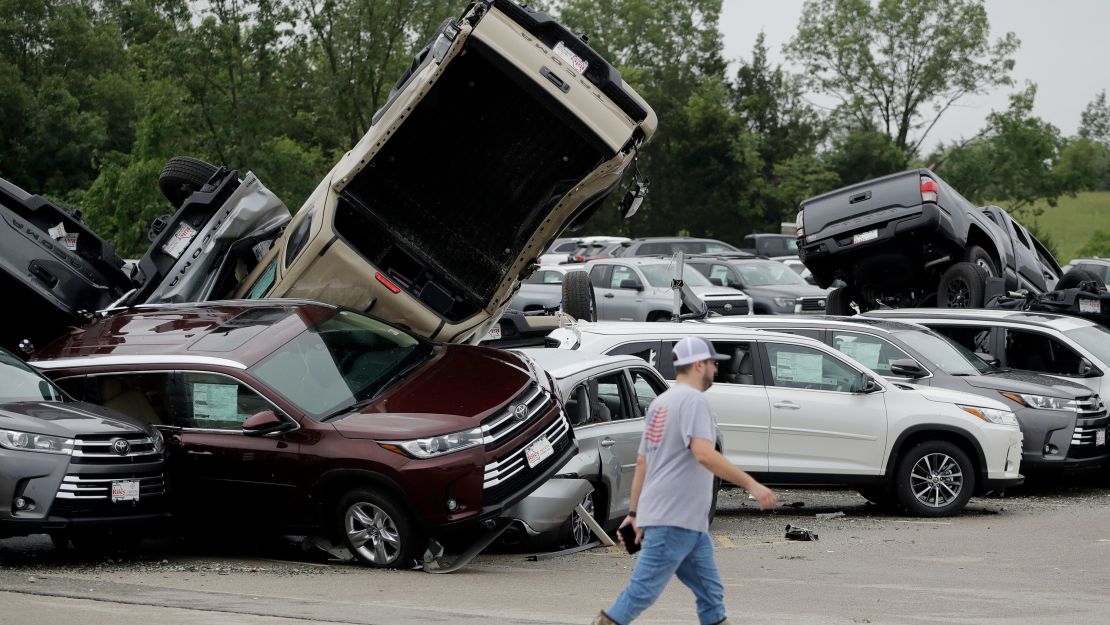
[1015,408,1110,468]
[501,478,592,534]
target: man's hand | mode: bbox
[749,483,777,510]
[617,514,642,545]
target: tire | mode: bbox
[1057,269,1106,293]
[560,271,597,322]
[826,286,855,315]
[559,489,600,548]
[335,489,422,569]
[937,262,989,308]
[894,440,975,517]
[158,156,219,208]
[965,245,998,278]
[708,476,721,526]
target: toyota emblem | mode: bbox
[111,438,131,456]
[723,303,733,312]
[512,404,529,422]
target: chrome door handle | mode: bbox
[600,438,616,447]
[603,293,615,298]
[772,401,800,410]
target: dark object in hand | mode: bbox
[618,524,641,554]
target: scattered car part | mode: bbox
[561,270,598,322]
[784,525,818,541]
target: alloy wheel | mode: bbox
[909,453,964,508]
[569,492,596,546]
[345,502,402,565]
[944,278,972,307]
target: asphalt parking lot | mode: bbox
[1,476,1107,625]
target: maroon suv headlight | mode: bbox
[379,426,484,459]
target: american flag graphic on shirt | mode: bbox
[643,405,668,450]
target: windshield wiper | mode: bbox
[320,397,377,423]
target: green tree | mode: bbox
[933,85,1087,211]
[786,0,1018,157]
[824,125,908,186]
[1078,230,1110,258]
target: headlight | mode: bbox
[772,297,796,308]
[999,392,1075,412]
[150,428,165,453]
[959,405,1019,426]
[380,427,484,459]
[0,429,73,455]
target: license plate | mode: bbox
[1079,298,1101,314]
[852,229,879,245]
[524,435,554,468]
[483,325,502,341]
[1097,428,1106,447]
[553,41,589,74]
[111,480,140,503]
[162,222,197,259]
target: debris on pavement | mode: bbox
[784,525,819,542]
[816,511,846,520]
[784,501,806,509]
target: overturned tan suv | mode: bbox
[231,0,656,342]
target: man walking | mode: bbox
[592,337,777,625]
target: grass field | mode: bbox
[1021,191,1110,263]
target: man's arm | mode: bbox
[689,437,777,509]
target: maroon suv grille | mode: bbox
[482,413,572,507]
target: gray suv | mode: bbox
[585,257,751,321]
[686,256,829,314]
[0,348,167,546]
[705,315,1110,473]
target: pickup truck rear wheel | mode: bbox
[336,488,421,568]
[938,262,988,308]
[158,156,219,208]
[895,441,975,517]
[561,271,597,322]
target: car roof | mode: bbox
[587,256,686,266]
[864,308,1096,331]
[627,237,730,244]
[567,321,802,342]
[703,315,929,333]
[1069,258,1110,265]
[31,299,339,369]
[514,348,649,379]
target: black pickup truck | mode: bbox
[795,168,1078,314]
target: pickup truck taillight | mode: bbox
[920,176,939,203]
[795,210,804,240]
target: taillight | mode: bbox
[375,272,401,294]
[795,210,805,240]
[920,176,939,203]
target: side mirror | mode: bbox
[889,359,928,379]
[975,352,1001,368]
[242,410,291,436]
[709,277,724,287]
[1079,358,1101,378]
[861,378,883,393]
[620,180,649,219]
[619,279,643,291]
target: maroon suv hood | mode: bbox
[333,344,533,439]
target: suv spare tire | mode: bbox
[826,286,855,316]
[158,156,219,208]
[937,262,989,308]
[561,271,597,322]
[1056,269,1106,293]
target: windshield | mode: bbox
[0,350,63,402]
[640,264,714,288]
[1064,325,1110,369]
[895,330,990,375]
[250,311,430,419]
[733,261,809,287]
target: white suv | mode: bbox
[547,321,1024,516]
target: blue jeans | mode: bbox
[606,526,726,625]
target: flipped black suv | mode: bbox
[796,169,1066,314]
[0,347,167,546]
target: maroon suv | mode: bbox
[31,300,573,568]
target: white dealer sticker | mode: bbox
[554,42,589,74]
[162,222,197,259]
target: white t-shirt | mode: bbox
[636,383,718,533]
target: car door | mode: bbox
[828,330,924,383]
[760,340,887,475]
[603,264,647,321]
[80,370,303,527]
[588,264,615,318]
[573,371,642,519]
[656,338,770,472]
[1006,216,1049,291]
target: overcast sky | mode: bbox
[719,0,1110,153]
